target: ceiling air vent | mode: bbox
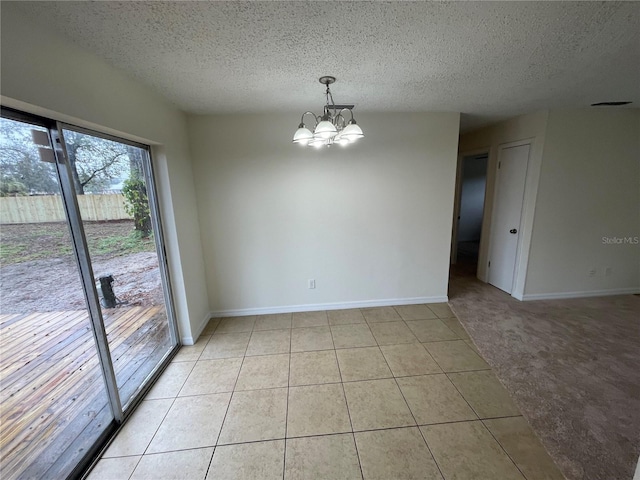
[590,101,632,106]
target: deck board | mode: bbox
[0,306,171,480]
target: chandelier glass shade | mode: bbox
[293,76,364,148]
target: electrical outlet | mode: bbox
[605,267,612,277]
[588,267,597,277]
[308,279,316,289]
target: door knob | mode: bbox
[509,229,517,234]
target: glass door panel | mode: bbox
[59,127,177,409]
[0,116,113,479]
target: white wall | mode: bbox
[458,111,549,296]
[1,5,209,343]
[524,109,640,298]
[189,112,460,315]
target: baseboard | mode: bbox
[210,296,449,318]
[181,311,212,346]
[520,287,640,301]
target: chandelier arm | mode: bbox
[300,111,319,126]
[337,108,354,121]
[342,108,355,122]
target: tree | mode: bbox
[62,130,129,194]
[0,119,59,194]
[121,145,152,237]
[0,118,131,195]
[122,173,152,237]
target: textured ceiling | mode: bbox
[6,1,640,131]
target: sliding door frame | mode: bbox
[52,123,125,420]
[1,106,181,477]
[57,122,180,357]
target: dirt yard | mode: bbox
[0,221,164,313]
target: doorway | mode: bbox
[0,108,178,479]
[451,153,488,275]
[457,154,488,267]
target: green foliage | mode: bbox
[0,221,154,265]
[122,176,152,237]
[92,230,154,256]
[0,243,29,263]
[0,240,72,264]
[0,175,27,196]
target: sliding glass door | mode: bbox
[58,125,177,409]
[0,115,114,480]
[0,109,178,479]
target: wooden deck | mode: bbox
[0,305,171,480]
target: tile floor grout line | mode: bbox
[333,333,366,480]
[102,418,537,458]
[476,413,523,421]
[479,418,529,479]
[389,366,446,479]
[422,338,471,345]
[203,447,216,480]
[193,333,214,363]
[440,367,493,374]
[283,319,293,480]
[377,333,447,480]
[124,445,223,456]
[172,357,199,399]
[211,430,402,446]
[120,428,486,457]
[138,393,182,458]
[126,453,144,480]
[443,370,486,422]
[407,319,460,342]
[204,328,251,478]
[216,437,290,449]
[419,341,446,373]
[416,426,447,480]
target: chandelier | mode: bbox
[292,76,364,148]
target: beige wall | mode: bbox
[189,112,460,315]
[1,5,209,343]
[524,109,640,298]
[459,109,640,299]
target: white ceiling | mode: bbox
[8,1,640,131]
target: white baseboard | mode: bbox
[520,287,640,301]
[181,311,213,345]
[210,296,449,318]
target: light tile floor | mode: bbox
[88,304,564,480]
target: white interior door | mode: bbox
[487,144,530,293]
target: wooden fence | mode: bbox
[0,194,132,224]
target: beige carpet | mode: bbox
[448,265,640,480]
